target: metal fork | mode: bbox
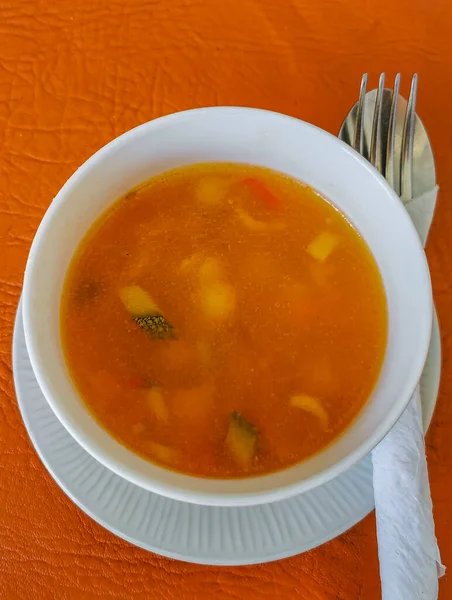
[338,73,435,203]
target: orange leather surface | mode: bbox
[1,0,451,598]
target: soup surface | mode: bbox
[61,163,387,478]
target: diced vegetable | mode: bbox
[198,257,222,283]
[119,285,159,317]
[236,207,267,231]
[225,411,258,470]
[201,281,236,320]
[146,387,168,423]
[119,285,175,338]
[146,441,177,465]
[243,177,283,211]
[196,257,235,321]
[133,315,175,339]
[306,232,339,262]
[235,207,285,232]
[195,177,229,207]
[290,394,328,428]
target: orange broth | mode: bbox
[61,163,387,478]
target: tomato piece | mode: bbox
[128,376,145,389]
[242,177,283,211]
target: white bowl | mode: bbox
[22,107,432,507]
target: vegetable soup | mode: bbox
[61,163,387,478]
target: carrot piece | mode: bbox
[243,177,283,211]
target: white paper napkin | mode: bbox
[371,185,445,600]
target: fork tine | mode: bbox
[369,73,385,171]
[400,74,418,201]
[385,73,401,192]
[353,73,368,153]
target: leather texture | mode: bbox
[1,0,452,597]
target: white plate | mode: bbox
[12,300,441,565]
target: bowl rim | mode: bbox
[22,106,433,506]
